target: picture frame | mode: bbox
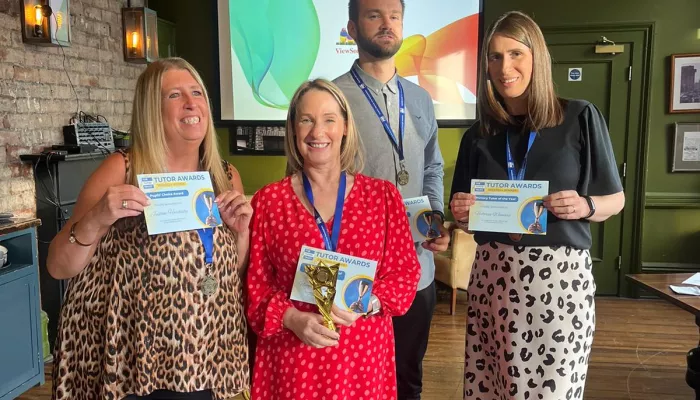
[672,122,700,172]
[669,53,700,113]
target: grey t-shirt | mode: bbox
[334,61,444,291]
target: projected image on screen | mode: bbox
[217,0,481,122]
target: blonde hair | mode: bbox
[477,11,564,136]
[127,57,231,194]
[284,79,364,176]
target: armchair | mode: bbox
[434,222,477,315]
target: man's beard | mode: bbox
[355,29,403,59]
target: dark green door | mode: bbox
[544,29,643,295]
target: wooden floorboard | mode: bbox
[16,293,697,399]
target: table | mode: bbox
[627,273,700,399]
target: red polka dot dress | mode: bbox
[247,174,421,400]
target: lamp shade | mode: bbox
[122,7,158,63]
[20,0,71,46]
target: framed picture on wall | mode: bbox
[672,122,700,171]
[669,53,700,113]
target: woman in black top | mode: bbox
[449,11,624,400]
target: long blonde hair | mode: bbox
[127,57,231,194]
[477,11,564,136]
[284,79,364,176]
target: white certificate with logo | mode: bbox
[468,179,549,235]
[137,172,222,235]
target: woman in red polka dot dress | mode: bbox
[246,79,421,400]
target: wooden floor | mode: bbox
[17,291,698,400]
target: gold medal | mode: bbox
[397,160,409,186]
[397,168,409,186]
[200,264,218,296]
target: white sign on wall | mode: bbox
[568,68,583,82]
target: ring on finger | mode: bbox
[122,200,128,209]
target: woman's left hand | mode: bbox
[543,190,590,220]
[216,190,253,234]
[331,305,362,327]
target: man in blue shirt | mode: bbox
[334,1,450,398]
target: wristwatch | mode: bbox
[364,295,381,317]
[582,195,596,219]
[69,222,92,247]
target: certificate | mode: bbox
[290,246,378,314]
[468,179,549,235]
[137,172,222,235]
[403,196,440,242]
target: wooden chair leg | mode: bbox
[450,288,457,315]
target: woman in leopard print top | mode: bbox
[47,58,251,400]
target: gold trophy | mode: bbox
[305,260,340,332]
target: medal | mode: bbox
[397,166,409,186]
[350,68,407,186]
[196,228,217,296]
[505,131,537,242]
[200,269,218,296]
[302,171,347,331]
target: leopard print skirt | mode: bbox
[464,242,596,400]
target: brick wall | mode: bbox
[0,0,145,216]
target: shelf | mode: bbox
[0,263,33,279]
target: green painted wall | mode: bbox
[485,0,700,270]
[485,0,700,193]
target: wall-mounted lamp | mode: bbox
[594,36,625,55]
[20,0,71,46]
[122,6,158,63]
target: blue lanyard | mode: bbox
[196,228,214,265]
[350,68,405,161]
[506,131,537,180]
[302,171,347,252]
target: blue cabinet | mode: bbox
[0,219,44,400]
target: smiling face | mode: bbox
[294,89,346,170]
[487,34,533,114]
[160,68,209,147]
[348,0,404,60]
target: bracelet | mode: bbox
[582,195,596,219]
[69,221,93,247]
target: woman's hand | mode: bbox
[543,190,589,220]
[450,192,476,222]
[331,305,362,327]
[216,190,252,234]
[283,308,340,348]
[89,184,149,228]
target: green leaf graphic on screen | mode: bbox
[230,0,320,109]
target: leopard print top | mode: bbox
[52,151,249,400]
